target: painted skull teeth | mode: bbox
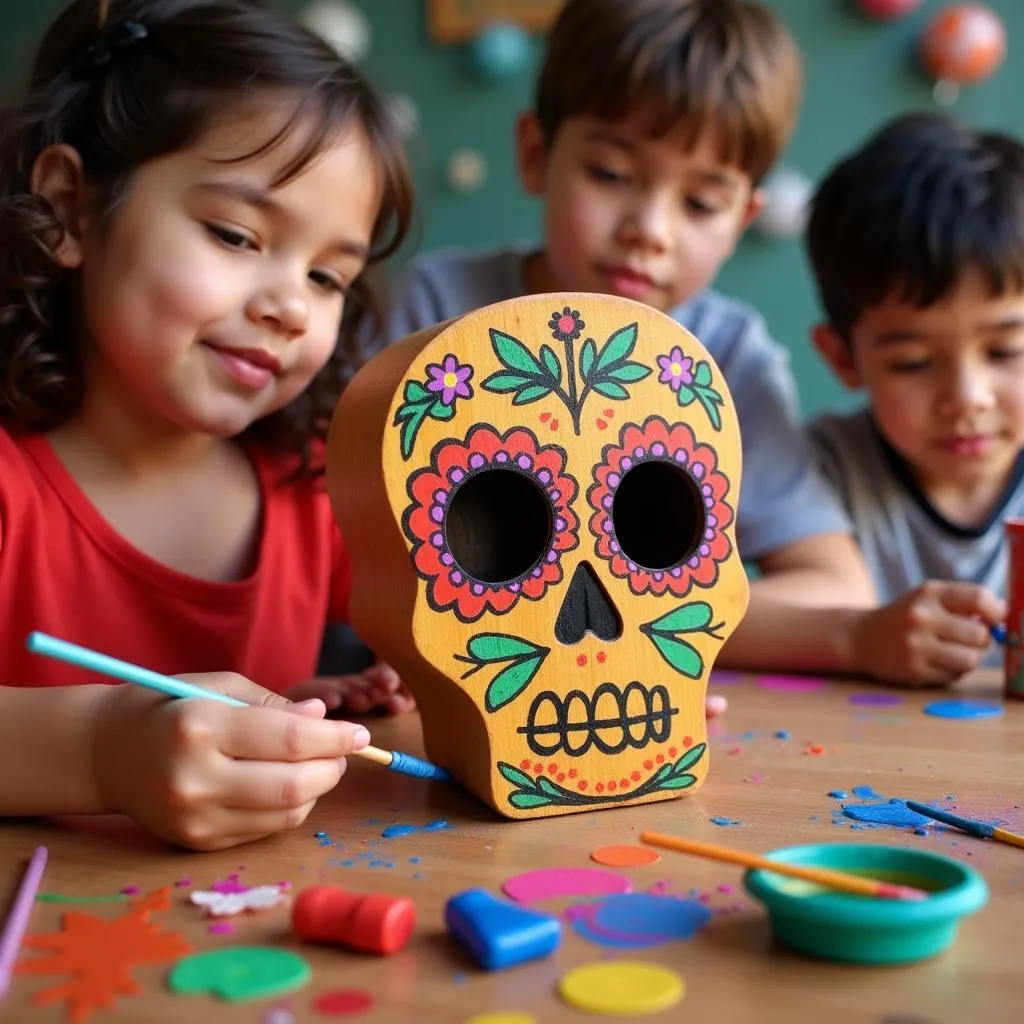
[518,682,678,757]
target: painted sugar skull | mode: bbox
[327,294,748,818]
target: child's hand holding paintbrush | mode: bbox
[88,669,372,851]
[16,632,449,852]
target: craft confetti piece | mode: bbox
[190,885,287,917]
[17,888,191,1023]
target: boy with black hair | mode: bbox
[807,113,1012,682]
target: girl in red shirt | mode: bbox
[0,0,414,849]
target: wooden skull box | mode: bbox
[326,294,748,819]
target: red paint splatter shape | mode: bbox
[17,888,192,1023]
[313,989,374,1015]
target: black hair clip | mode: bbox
[73,19,148,77]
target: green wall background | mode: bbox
[4,1,1024,416]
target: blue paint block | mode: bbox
[444,888,561,970]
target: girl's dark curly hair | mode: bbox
[0,0,413,473]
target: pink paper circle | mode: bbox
[501,867,632,904]
[755,675,824,693]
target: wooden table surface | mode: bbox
[1,671,1021,1023]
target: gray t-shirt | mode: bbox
[381,246,851,561]
[810,407,1023,612]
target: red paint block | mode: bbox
[292,886,416,956]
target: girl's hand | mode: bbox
[851,581,1005,686]
[288,663,415,716]
[92,673,370,851]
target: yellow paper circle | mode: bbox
[465,1015,537,1024]
[559,961,684,1015]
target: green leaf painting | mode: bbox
[481,309,652,435]
[393,354,475,459]
[490,329,545,376]
[640,601,725,678]
[499,743,708,809]
[454,633,551,713]
[594,322,638,371]
[658,349,725,432]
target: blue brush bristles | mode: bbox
[388,750,452,782]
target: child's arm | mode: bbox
[0,685,110,815]
[0,676,370,850]
[720,574,1003,685]
[718,532,877,672]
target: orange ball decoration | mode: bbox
[920,4,1006,86]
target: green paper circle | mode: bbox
[168,946,312,1002]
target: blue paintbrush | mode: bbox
[26,631,451,782]
[905,800,1024,850]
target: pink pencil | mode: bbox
[0,846,48,1001]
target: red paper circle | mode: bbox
[313,989,374,1015]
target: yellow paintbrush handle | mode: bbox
[993,827,1024,850]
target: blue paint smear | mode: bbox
[842,799,932,828]
[710,816,741,826]
[381,819,450,839]
[774,730,790,740]
[569,894,712,948]
[828,790,849,800]
[381,825,418,838]
[852,785,883,799]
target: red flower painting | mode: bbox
[403,425,579,621]
[588,417,734,597]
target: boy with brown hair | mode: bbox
[380,0,918,680]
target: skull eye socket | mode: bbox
[404,424,580,622]
[446,469,553,584]
[587,416,736,598]
[612,460,705,571]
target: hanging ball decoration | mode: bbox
[855,0,923,20]
[298,1,371,63]
[920,4,1005,86]
[755,167,813,241]
[469,21,532,82]
[446,149,488,194]
[386,94,420,139]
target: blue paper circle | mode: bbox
[568,893,712,948]
[923,699,1004,720]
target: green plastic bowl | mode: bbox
[743,843,988,964]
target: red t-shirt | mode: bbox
[0,427,350,693]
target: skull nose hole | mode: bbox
[445,468,553,584]
[555,562,622,645]
[612,460,706,571]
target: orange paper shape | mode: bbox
[16,887,192,1023]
